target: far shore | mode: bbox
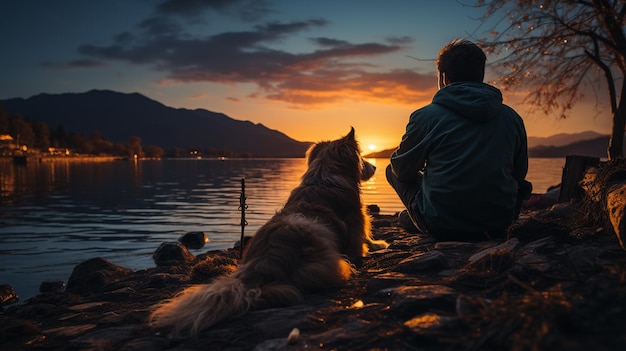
[0,155,125,163]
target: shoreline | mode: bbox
[2,205,626,350]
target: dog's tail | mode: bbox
[150,275,262,337]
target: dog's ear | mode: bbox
[344,127,355,141]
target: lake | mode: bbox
[0,157,564,302]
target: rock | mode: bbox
[66,258,133,295]
[306,317,374,349]
[153,242,196,267]
[39,281,66,293]
[468,238,520,263]
[395,250,447,273]
[0,319,40,342]
[367,272,416,294]
[433,241,479,251]
[367,204,380,214]
[403,312,459,340]
[71,325,141,350]
[2,213,626,351]
[179,231,209,250]
[0,284,19,306]
[233,236,253,250]
[390,285,458,317]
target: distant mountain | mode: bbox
[365,133,616,159]
[527,131,604,148]
[364,149,394,158]
[1,90,311,157]
[528,136,612,158]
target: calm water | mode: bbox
[0,157,563,302]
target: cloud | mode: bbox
[70,1,434,107]
[157,0,272,22]
[41,59,105,71]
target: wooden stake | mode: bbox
[238,178,248,258]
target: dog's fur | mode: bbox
[149,128,388,336]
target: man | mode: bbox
[387,39,531,241]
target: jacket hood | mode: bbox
[431,82,503,123]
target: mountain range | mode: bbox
[1,90,311,158]
[365,131,615,159]
[1,89,616,158]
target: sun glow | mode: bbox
[368,144,377,151]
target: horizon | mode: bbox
[0,1,615,151]
[2,89,610,151]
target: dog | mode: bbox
[149,128,389,336]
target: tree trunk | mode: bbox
[558,155,600,203]
[608,80,626,159]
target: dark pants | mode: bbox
[385,164,428,232]
[385,164,510,242]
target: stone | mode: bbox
[233,236,253,250]
[43,324,98,337]
[389,285,458,317]
[153,242,196,266]
[179,231,209,250]
[71,325,141,350]
[434,241,479,251]
[403,312,459,339]
[0,284,19,306]
[0,319,40,341]
[367,204,380,214]
[2,213,626,351]
[468,238,520,262]
[66,258,133,295]
[367,272,417,295]
[39,281,66,293]
[395,250,447,273]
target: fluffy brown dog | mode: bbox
[149,128,388,336]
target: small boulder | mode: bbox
[153,242,196,267]
[367,204,380,214]
[396,250,447,273]
[233,236,253,251]
[39,281,66,293]
[66,258,133,295]
[179,231,209,250]
[0,284,19,306]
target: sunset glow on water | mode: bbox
[0,157,564,301]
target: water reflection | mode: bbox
[0,157,564,302]
[0,158,404,301]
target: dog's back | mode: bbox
[149,128,387,336]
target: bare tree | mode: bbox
[473,0,626,159]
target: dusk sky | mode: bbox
[0,0,615,150]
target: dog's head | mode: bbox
[304,128,376,186]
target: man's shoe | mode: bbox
[398,210,419,233]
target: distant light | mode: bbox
[368,144,376,151]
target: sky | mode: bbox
[0,0,615,151]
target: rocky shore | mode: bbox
[2,202,626,350]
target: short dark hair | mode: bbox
[436,39,486,82]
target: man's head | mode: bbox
[436,39,486,89]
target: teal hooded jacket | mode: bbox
[390,81,529,233]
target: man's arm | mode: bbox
[390,111,428,182]
[512,111,531,218]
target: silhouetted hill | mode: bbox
[365,134,616,159]
[364,149,394,158]
[528,136,613,158]
[527,131,604,148]
[2,90,311,157]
